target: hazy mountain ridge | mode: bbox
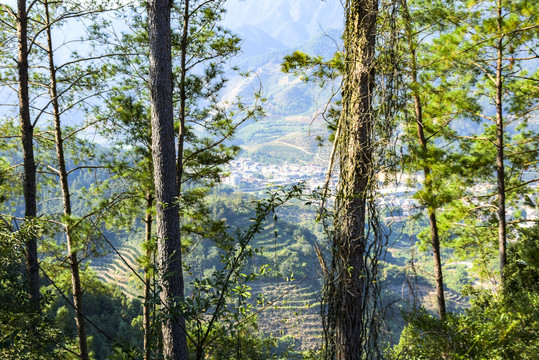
[216,0,345,164]
[223,0,343,48]
[222,27,343,164]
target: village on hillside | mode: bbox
[223,157,539,225]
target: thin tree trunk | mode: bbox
[428,211,446,316]
[403,1,447,318]
[413,91,447,319]
[495,0,507,281]
[44,1,88,358]
[143,191,153,360]
[147,1,188,359]
[334,1,377,359]
[176,0,189,193]
[17,0,39,310]
[412,63,446,319]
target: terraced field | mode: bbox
[249,280,322,350]
[92,243,325,350]
[90,243,469,352]
[385,281,468,313]
[91,244,144,299]
[89,237,467,354]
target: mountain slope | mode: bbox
[223,0,343,48]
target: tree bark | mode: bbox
[428,210,446,317]
[176,0,189,193]
[44,1,88,358]
[495,0,507,281]
[144,191,153,360]
[334,1,377,359]
[17,0,40,310]
[147,1,188,359]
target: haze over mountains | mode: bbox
[223,0,343,50]
[221,0,344,164]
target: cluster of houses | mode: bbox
[222,157,332,190]
[223,157,539,225]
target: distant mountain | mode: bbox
[214,1,344,165]
[234,25,288,59]
[223,0,343,48]
[221,25,343,164]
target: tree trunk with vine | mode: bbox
[334,0,377,359]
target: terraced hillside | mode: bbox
[91,244,325,351]
[249,280,322,351]
[91,244,143,299]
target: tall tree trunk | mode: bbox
[403,1,446,318]
[495,0,507,281]
[176,0,189,193]
[143,191,153,360]
[414,100,447,319]
[412,75,446,319]
[147,1,188,359]
[44,1,88,358]
[334,1,377,359]
[17,0,39,310]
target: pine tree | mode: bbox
[147,0,189,358]
[99,1,261,356]
[400,0,479,319]
[402,0,447,318]
[11,0,40,311]
[436,0,539,282]
[6,0,122,357]
[0,0,42,314]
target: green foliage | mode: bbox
[1,0,538,358]
[281,50,343,84]
[0,220,68,359]
[397,0,539,294]
[202,316,284,360]
[392,286,539,359]
[390,224,539,359]
[46,284,143,360]
[180,185,305,358]
[0,156,15,205]
[504,225,539,295]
